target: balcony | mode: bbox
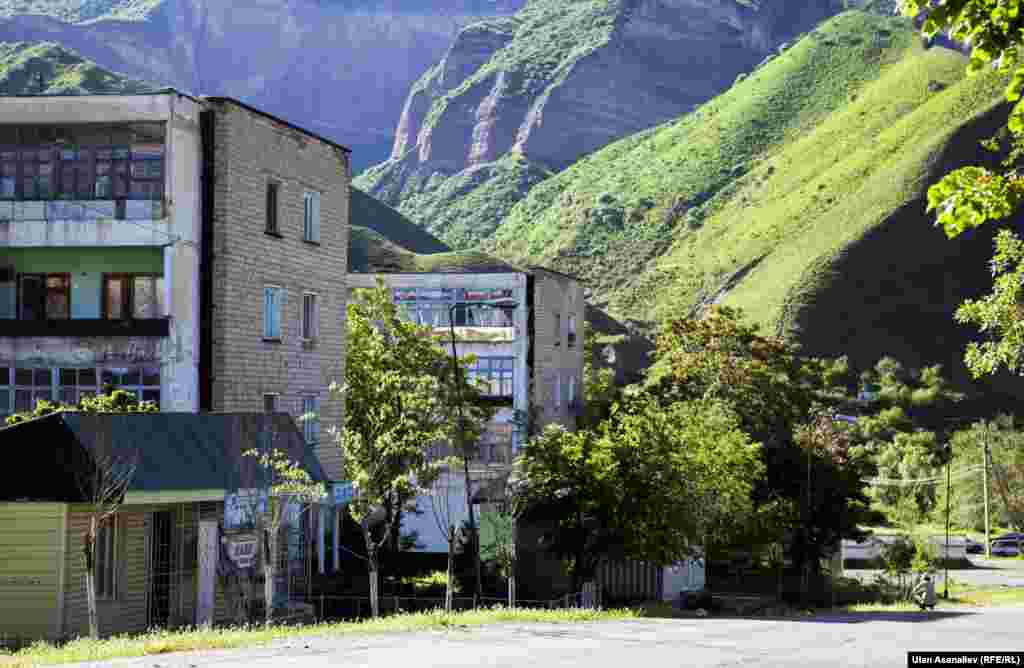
[0,318,169,338]
[427,422,517,468]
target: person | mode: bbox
[914,573,937,611]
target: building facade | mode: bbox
[347,267,585,553]
[0,91,350,480]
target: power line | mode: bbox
[863,465,984,486]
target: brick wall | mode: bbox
[530,269,585,431]
[208,101,349,480]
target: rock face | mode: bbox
[0,0,526,170]
[356,0,846,247]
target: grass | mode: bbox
[0,41,155,95]
[486,10,923,314]
[0,606,638,668]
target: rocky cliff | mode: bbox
[355,0,849,248]
[0,0,525,170]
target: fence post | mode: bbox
[320,594,324,621]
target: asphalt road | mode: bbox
[846,556,1024,588]
[64,609,1024,668]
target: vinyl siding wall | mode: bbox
[0,503,65,642]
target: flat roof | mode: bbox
[204,96,352,154]
[0,87,352,154]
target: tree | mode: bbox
[899,0,1024,377]
[240,445,326,624]
[332,282,486,617]
[78,447,137,638]
[941,417,1024,531]
[649,306,880,574]
[479,507,517,607]
[427,466,463,612]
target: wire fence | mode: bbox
[297,591,603,621]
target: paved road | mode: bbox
[846,556,1024,588]
[64,609,1024,668]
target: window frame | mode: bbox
[303,190,321,244]
[554,313,562,347]
[17,272,71,321]
[102,273,164,320]
[301,292,318,341]
[302,396,320,446]
[263,285,284,341]
[262,393,280,414]
[568,314,577,348]
[265,180,280,236]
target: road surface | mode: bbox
[63,608,1024,668]
[846,555,1024,588]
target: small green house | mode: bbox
[0,412,328,644]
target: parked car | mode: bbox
[990,539,1021,557]
[965,538,984,554]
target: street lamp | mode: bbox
[943,442,952,599]
[447,297,519,606]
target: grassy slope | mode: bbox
[354,0,621,248]
[0,41,154,93]
[388,154,553,248]
[486,10,919,307]
[0,0,162,22]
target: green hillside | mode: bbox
[0,41,155,93]
[350,187,451,256]
[0,0,161,22]
[485,10,920,304]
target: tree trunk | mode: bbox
[263,528,276,625]
[84,516,99,639]
[445,526,455,613]
[369,558,380,618]
[462,455,481,606]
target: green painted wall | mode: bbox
[0,503,65,641]
[4,248,163,274]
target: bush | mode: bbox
[404,571,462,596]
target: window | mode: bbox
[568,314,577,348]
[102,274,164,319]
[95,518,117,600]
[303,191,321,243]
[264,286,283,340]
[468,357,515,398]
[554,374,562,408]
[58,367,99,405]
[13,368,53,414]
[263,393,279,413]
[101,366,160,404]
[554,313,561,347]
[302,293,317,340]
[569,375,577,404]
[265,182,279,235]
[0,368,11,419]
[302,397,320,445]
[18,273,69,320]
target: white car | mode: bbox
[990,540,1021,557]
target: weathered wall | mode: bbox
[530,268,585,430]
[208,99,350,480]
[0,502,65,642]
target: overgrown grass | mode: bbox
[0,606,637,668]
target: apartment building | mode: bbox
[0,91,350,479]
[347,267,585,552]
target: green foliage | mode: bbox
[940,418,1024,532]
[4,388,158,426]
[478,510,515,578]
[0,42,154,95]
[0,0,163,22]
[333,281,491,550]
[404,570,463,595]
[241,448,327,519]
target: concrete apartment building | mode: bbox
[0,90,350,480]
[347,267,585,553]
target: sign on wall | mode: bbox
[224,535,259,569]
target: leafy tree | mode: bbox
[516,397,763,594]
[899,0,1024,377]
[240,446,326,624]
[579,321,620,429]
[648,306,880,574]
[331,282,488,617]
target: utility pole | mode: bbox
[983,421,992,560]
[943,444,951,599]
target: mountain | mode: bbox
[482,9,1021,396]
[0,40,153,93]
[0,0,526,171]
[354,0,854,248]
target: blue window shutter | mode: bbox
[264,287,274,338]
[312,192,321,243]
